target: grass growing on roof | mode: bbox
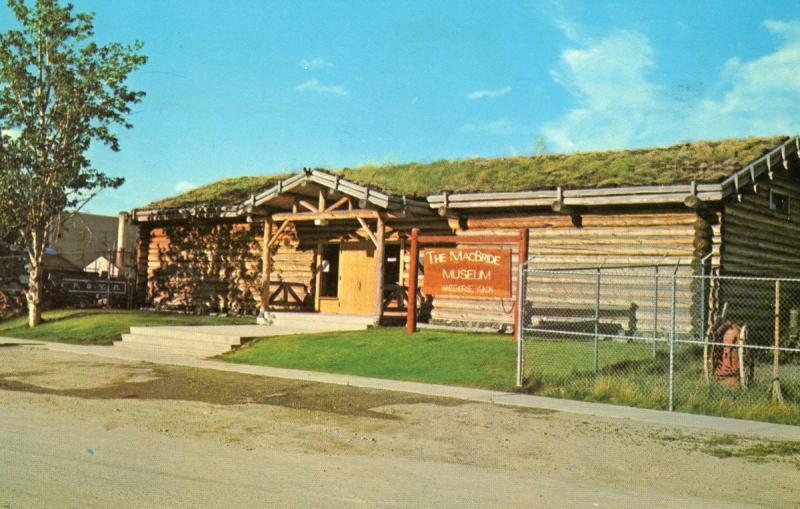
[0,309,254,345]
[341,136,785,196]
[140,136,787,209]
[144,173,293,209]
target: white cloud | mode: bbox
[542,29,662,151]
[1,128,20,139]
[688,19,800,137]
[175,180,196,193]
[553,18,582,42]
[466,86,512,100]
[294,78,348,96]
[542,20,800,152]
[297,57,334,70]
[460,119,516,136]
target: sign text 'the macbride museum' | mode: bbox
[423,248,512,299]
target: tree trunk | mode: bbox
[26,259,42,327]
[26,228,45,328]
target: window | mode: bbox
[320,244,340,297]
[769,190,790,214]
[384,244,401,284]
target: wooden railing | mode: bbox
[268,281,308,308]
[382,284,429,317]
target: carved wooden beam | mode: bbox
[325,195,351,212]
[356,216,379,248]
[267,219,291,248]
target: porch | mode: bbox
[252,169,441,321]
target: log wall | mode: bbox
[720,170,800,345]
[142,220,315,313]
[138,216,451,314]
[426,211,706,335]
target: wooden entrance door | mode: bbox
[337,240,377,315]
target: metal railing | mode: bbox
[517,260,800,423]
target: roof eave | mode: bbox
[427,183,724,211]
[247,169,432,215]
[131,204,246,224]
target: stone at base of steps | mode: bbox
[114,325,272,358]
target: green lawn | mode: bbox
[523,340,800,425]
[224,327,518,390]
[223,327,657,391]
[224,328,800,424]
[0,309,254,345]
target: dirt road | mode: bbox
[0,346,797,508]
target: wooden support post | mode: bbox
[268,219,291,248]
[374,215,385,321]
[398,237,406,288]
[356,216,379,247]
[316,190,328,226]
[298,199,318,213]
[514,228,529,340]
[314,240,323,312]
[325,195,350,212]
[261,216,273,312]
[406,228,420,333]
[773,279,785,404]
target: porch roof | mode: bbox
[132,169,432,223]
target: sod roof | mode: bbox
[145,174,293,209]
[142,136,788,209]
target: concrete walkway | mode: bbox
[2,336,798,441]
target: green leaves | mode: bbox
[0,0,146,324]
[0,0,146,236]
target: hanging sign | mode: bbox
[61,278,127,295]
[423,248,511,299]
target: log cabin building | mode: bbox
[131,136,800,342]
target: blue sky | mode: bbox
[2,0,799,214]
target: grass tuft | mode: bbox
[0,309,254,345]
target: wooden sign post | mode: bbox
[406,228,529,339]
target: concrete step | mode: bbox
[265,312,376,330]
[128,326,243,345]
[117,334,231,356]
[113,343,222,359]
[113,340,225,359]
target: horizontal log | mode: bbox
[726,202,800,228]
[466,213,697,229]
[271,209,381,222]
[530,226,696,238]
[722,230,800,258]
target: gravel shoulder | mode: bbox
[1,345,798,508]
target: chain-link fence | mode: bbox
[516,262,800,424]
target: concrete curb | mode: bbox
[3,336,799,441]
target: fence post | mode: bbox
[594,267,601,372]
[653,265,659,358]
[668,272,677,412]
[405,228,420,334]
[700,263,706,344]
[516,260,527,388]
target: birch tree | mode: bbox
[0,0,146,326]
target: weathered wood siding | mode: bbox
[426,211,706,335]
[143,221,314,313]
[138,216,450,314]
[720,170,800,344]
